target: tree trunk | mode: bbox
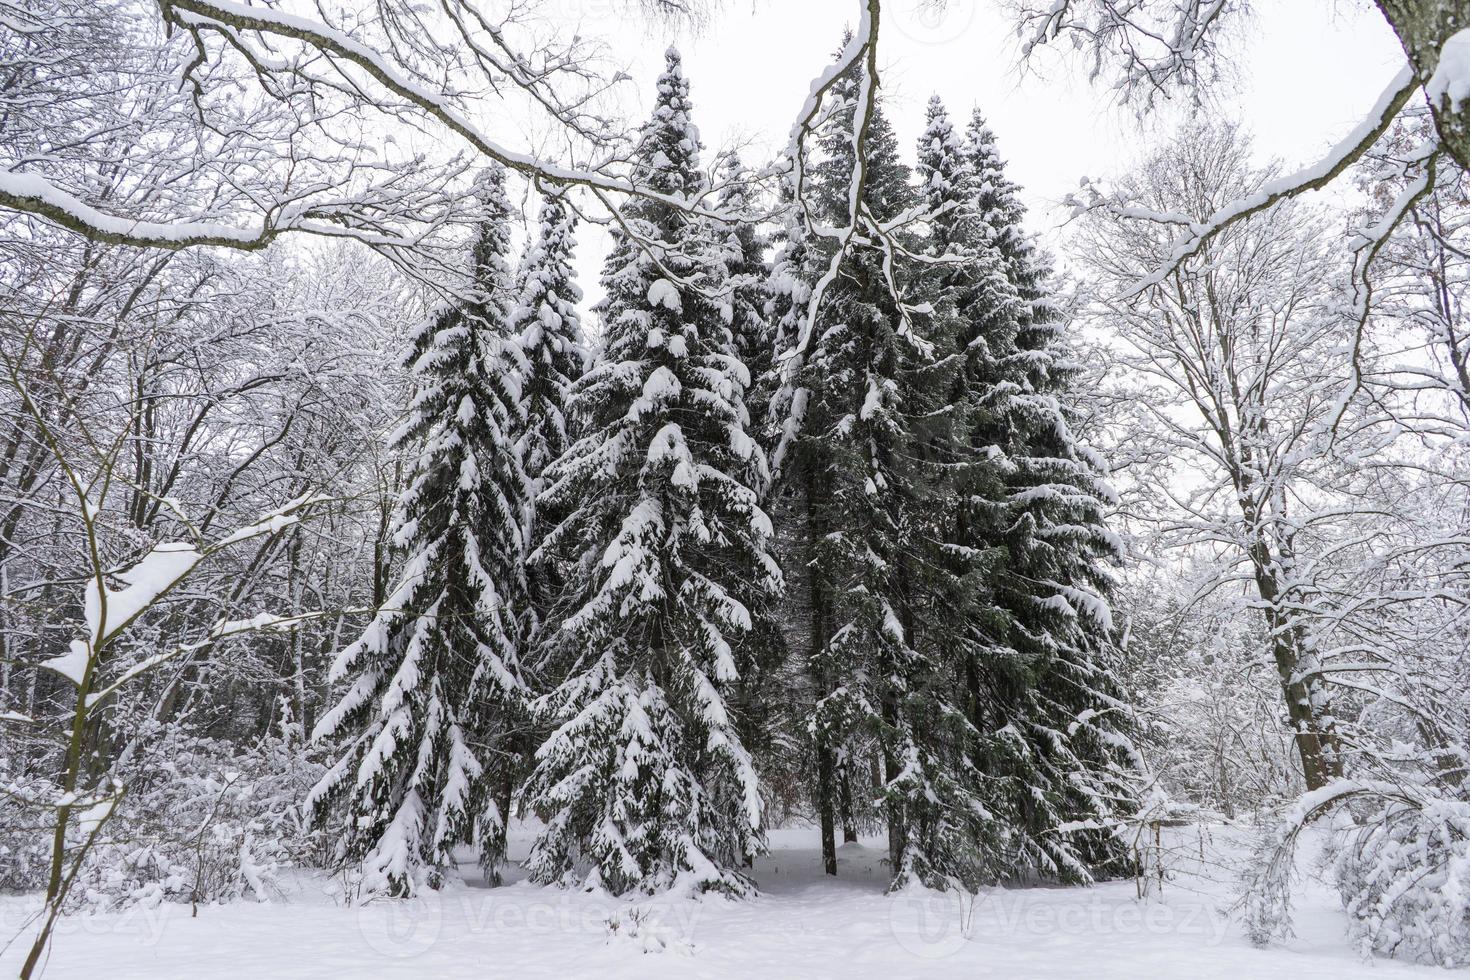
[805,473,838,876]
[838,765,857,843]
[1248,540,1344,791]
[880,697,905,877]
[815,739,838,876]
[809,604,839,875]
[1376,1,1470,171]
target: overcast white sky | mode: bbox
[534,0,1406,308]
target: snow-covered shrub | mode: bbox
[0,770,54,893]
[1145,669,1300,813]
[69,715,328,910]
[1332,794,1470,965]
[604,905,696,955]
[1244,779,1470,967]
[1240,811,1300,948]
[1120,584,1302,816]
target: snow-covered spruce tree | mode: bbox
[934,102,1136,881]
[755,183,813,453]
[714,152,774,396]
[768,57,991,888]
[963,108,1052,353]
[708,153,791,811]
[888,94,1027,886]
[513,187,587,635]
[524,48,781,897]
[726,185,816,826]
[761,196,809,367]
[308,165,530,895]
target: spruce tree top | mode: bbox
[812,55,915,226]
[636,48,703,201]
[919,95,969,207]
[917,94,981,259]
[964,109,1027,246]
[471,164,518,320]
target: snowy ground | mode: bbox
[0,824,1442,978]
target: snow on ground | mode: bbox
[0,824,1441,978]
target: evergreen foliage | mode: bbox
[308,165,531,895]
[759,69,1137,891]
[514,188,588,637]
[714,152,774,390]
[926,99,1137,881]
[524,49,782,897]
[767,56,993,889]
[306,56,1134,905]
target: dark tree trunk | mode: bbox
[815,740,838,876]
[1377,1,1470,171]
[805,471,838,877]
[880,696,905,877]
[1251,550,1344,791]
[838,765,857,843]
